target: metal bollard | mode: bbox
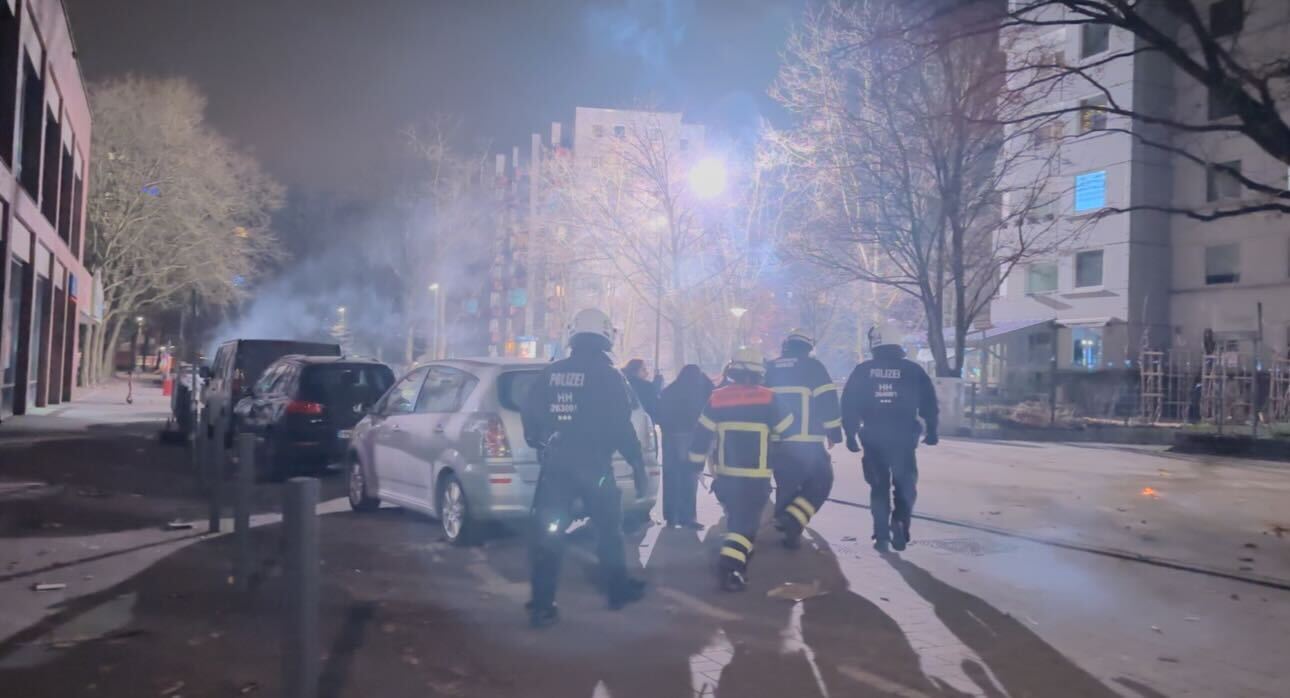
[235,433,255,590]
[207,426,223,534]
[283,477,320,698]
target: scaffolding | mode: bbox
[1200,351,1256,427]
[1271,358,1290,424]
[1138,350,1200,424]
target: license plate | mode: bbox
[337,429,353,440]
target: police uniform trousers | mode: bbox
[713,475,772,575]
[859,430,919,543]
[772,441,834,535]
[529,459,627,608]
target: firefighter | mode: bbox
[840,321,939,553]
[521,308,649,628]
[765,329,843,549]
[689,347,795,592]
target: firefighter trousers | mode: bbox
[529,463,627,609]
[713,476,772,575]
[773,442,833,536]
[859,433,919,543]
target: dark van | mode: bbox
[202,339,341,451]
[234,355,394,479]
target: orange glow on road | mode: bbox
[1141,487,1159,498]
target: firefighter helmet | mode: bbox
[784,328,815,350]
[726,346,767,377]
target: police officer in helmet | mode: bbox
[765,329,843,549]
[840,321,939,553]
[521,308,649,627]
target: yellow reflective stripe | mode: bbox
[786,434,827,443]
[813,383,838,397]
[715,465,772,478]
[698,414,717,430]
[720,547,747,563]
[785,504,809,528]
[688,451,707,464]
[725,532,753,550]
[773,414,795,435]
[792,496,817,518]
[822,418,843,429]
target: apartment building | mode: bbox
[0,0,91,417]
[984,1,1289,396]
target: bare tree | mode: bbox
[542,114,749,373]
[86,77,283,381]
[379,116,492,364]
[769,0,1067,377]
[920,0,1290,220]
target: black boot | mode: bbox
[890,520,909,552]
[721,568,747,592]
[608,577,646,610]
[527,602,559,628]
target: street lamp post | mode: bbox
[428,283,440,360]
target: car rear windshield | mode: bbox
[497,370,542,412]
[235,341,340,383]
[299,364,394,407]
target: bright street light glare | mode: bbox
[729,306,748,319]
[428,282,440,291]
[689,157,727,200]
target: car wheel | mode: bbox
[437,473,476,546]
[347,453,380,512]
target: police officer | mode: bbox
[521,308,649,627]
[765,329,843,549]
[840,321,939,553]
[689,347,795,591]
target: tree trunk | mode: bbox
[100,315,126,380]
[669,315,686,377]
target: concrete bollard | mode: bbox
[234,432,255,590]
[283,477,320,698]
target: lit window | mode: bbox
[1081,23,1109,57]
[1205,243,1240,285]
[1075,250,1104,287]
[1073,170,1107,212]
[1206,160,1242,201]
[1072,327,1103,368]
[1027,263,1058,294]
[1079,96,1108,133]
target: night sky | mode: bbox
[65,0,800,197]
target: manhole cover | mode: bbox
[913,537,1017,556]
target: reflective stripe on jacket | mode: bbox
[765,355,843,444]
[688,384,793,478]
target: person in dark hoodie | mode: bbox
[657,364,715,528]
[840,321,939,553]
[622,358,661,423]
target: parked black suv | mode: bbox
[233,355,394,480]
[202,339,341,451]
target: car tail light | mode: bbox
[286,400,325,416]
[483,414,511,459]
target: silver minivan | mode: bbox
[345,358,660,544]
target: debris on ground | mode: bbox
[988,511,1001,516]
[1243,542,1258,549]
[159,680,185,696]
[841,536,857,542]
[1184,616,1200,622]
[1239,557,1254,563]
[1240,566,1254,572]
[1230,594,1240,601]
[879,597,889,602]
[767,581,825,602]
[32,582,67,592]
[75,488,111,498]
[1158,657,1181,664]
[1151,626,1162,634]
[238,682,259,694]
[164,521,194,530]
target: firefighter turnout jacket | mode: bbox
[765,354,843,445]
[688,384,794,478]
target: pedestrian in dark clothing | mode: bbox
[840,321,939,553]
[657,364,715,529]
[622,358,661,422]
[521,309,648,628]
